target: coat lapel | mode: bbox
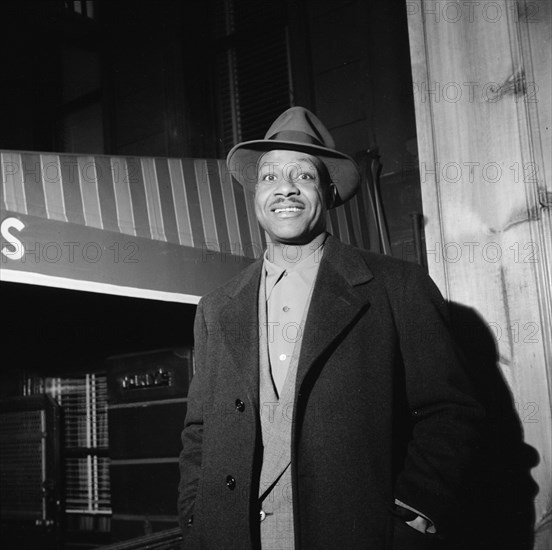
[219,260,263,410]
[296,236,374,390]
[214,236,374,427]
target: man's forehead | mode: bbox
[259,149,318,169]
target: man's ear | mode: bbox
[327,183,337,209]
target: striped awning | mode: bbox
[1,150,384,303]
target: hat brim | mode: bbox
[226,139,360,208]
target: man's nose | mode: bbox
[274,176,299,196]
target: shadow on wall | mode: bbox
[448,303,539,550]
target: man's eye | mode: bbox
[260,174,276,182]
[298,173,314,180]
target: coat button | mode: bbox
[235,399,245,412]
[260,509,266,522]
[226,475,236,490]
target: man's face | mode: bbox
[254,150,329,245]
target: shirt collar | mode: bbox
[263,234,327,298]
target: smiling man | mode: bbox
[256,150,328,244]
[178,107,483,550]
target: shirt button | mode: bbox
[235,399,245,412]
[226,475,236,490]
[279,354,286,361]
[283,306,290,312]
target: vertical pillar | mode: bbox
[406,1,551,545]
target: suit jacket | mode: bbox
[178,235,483,550]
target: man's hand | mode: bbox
[406,515,434,534]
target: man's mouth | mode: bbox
[270,201,305,214]
[273,206,303,213]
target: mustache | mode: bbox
[269,197,305,208]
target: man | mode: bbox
[178,107,483,549]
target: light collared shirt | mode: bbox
[263,239,325,396]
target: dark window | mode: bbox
[213,0,293,155]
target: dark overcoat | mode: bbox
[178,236,483,549]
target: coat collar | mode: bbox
[295,235,373,389]
[218,259,263,409]
[217,235,374,407]
[317,234,374,286]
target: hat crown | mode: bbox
[264,107,336,149]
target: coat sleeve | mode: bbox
[178,299,207,531]
[393,263,484,535]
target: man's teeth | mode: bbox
[274,207,301,213]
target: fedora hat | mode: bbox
[226,107,360,207]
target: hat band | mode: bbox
[269,130,324,147]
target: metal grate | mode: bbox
[25,374,111,514]
[50,375,109,450]
[65,456,111,514]
[0,410,45,518]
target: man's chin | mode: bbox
[267,231,324,247]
